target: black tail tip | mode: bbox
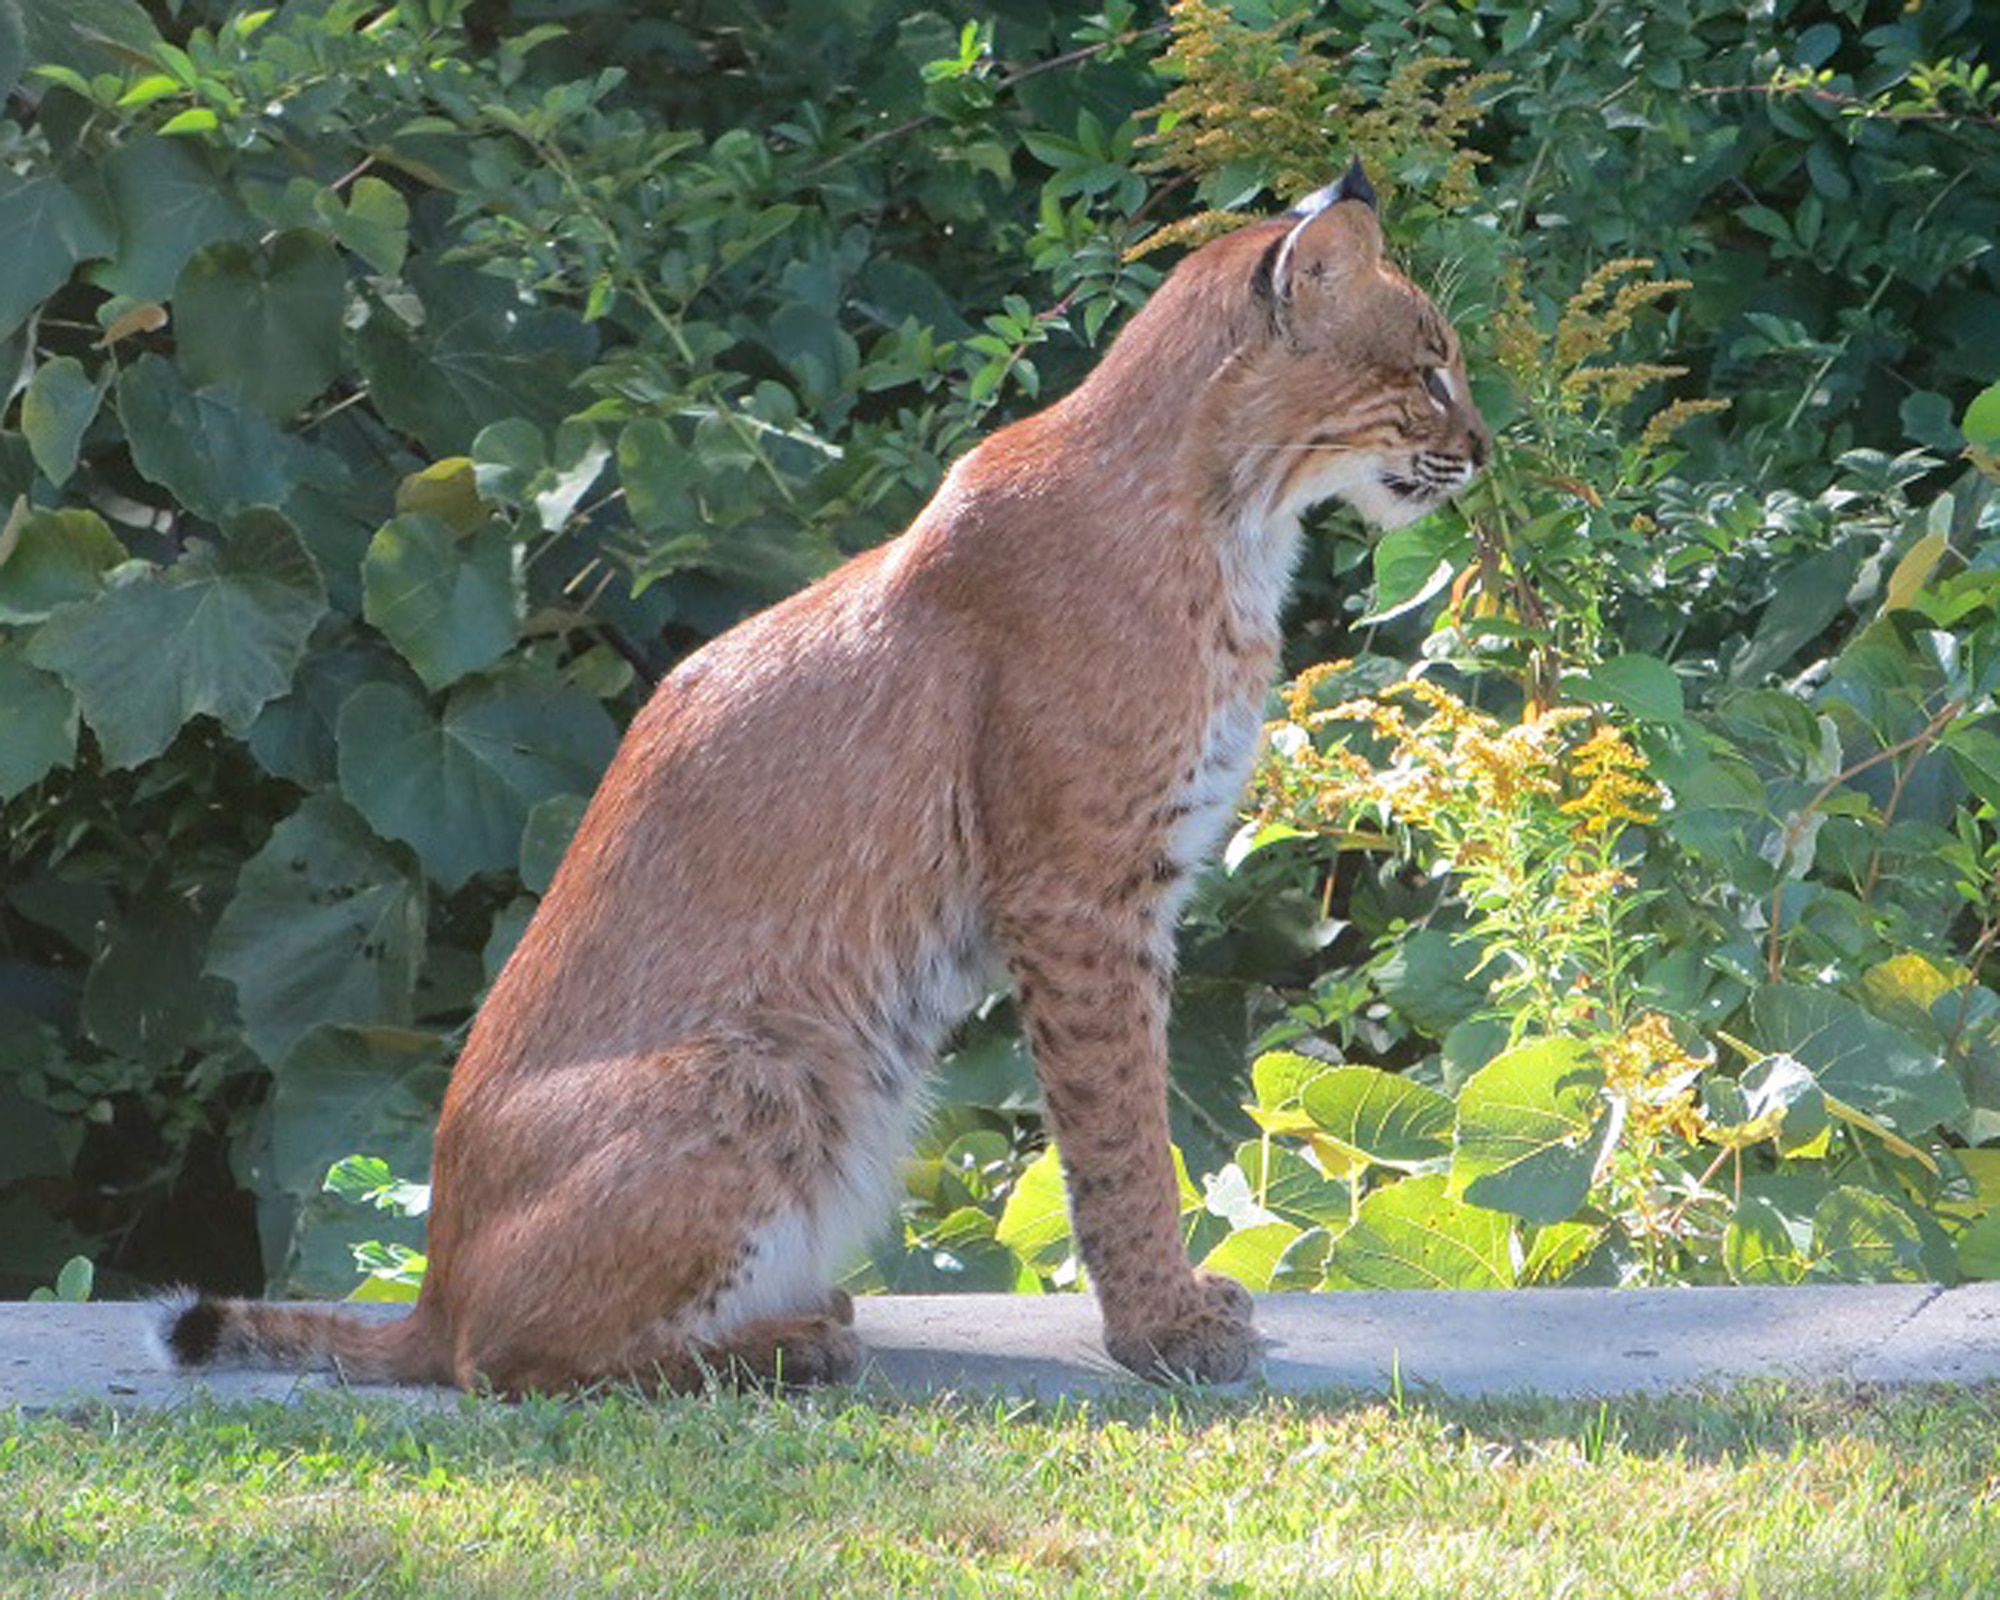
[162,1295,225,1368]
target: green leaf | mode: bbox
[1361,520,1464,625]
[394,458,488,534]
[0,0,23,106]
[1954,1203,2000,1279]
[258,1024,447,1296]
[80,896,213,1065]
[1233,1138,1351,1229]
[21,357,102,485]
[93,137,248,304]
[1451,1038,1609,1225]
[1373,928,1488,1039]
[1943,725,2000,812]
[520,793,587,895]
[1250,1049,1330,1112]
[207,796,427,1069]
[1964,381,2000,449]
[1726,1193,1808,1285]
[362,514,521,691]
[335,673,617,892]
[1325,1174,1517,1289]
[1300,1065,1454,1168]
[0,506,125,623]
[1809,1185,1927,1282]
[21,0,161,77]
[1748,983,1966,1136]
[116,354,312,522]
[1200,1220,1301,1291]
[27,511,326,768]
[0,641,77,799]
[995,1146,1071,1272]
[1573,653,1684,722]
[246,632,411,787]
[323,176,409,276]
[174,232,347,418]
[0,173,116,341]
[355,259,592,455]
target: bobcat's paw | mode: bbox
[1104,1272,1260,1385]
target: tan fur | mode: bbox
[164,195,1488,1394]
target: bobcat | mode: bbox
[161,160,1488,1394]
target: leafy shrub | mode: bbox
[5,0,2000,1301]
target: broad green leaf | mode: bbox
[394,458,487,533]
[28,511,326,768]
[21,357,101,485]
[1325,1174,1517,1289]
[1451,1038,1609,1225]
[93,137,248,303]
[0,642,76,799]
[1748,983,1966,1135]
[258,1024,447,1296]
[1881,529,1948,616]
[1234,1138,1351,1229]
[117,354,311,522]
[355,259,592,455]
[0,0,21,106]
[1373,927,1488,1038]
[80,897,212,1064]
[1223,819,1310,872]
[1250,1049,1330,1112]
[1573,653,1684,722]
[207,796,427,1068]
[1361,519,1464,625]
[1954,1204,2000,1279]
[1729,546,1860,685]
[1808,1185,1927,1282]
[362,514,521,691]
[1300,1064,1454,1168]
[617,418,701,533]
[1725,1193,1807,1284]
[0,173,116,341]
[323,176,409,276]
[245,632,411,787]
[174,232,347,418]
[1200,1220,1301,1291]
[1943,724,2000,812]
[995,1146,1071,1271]
[1964,381,2000,448]
[0,507,125,623]
[520,793,587,895]
[336,673,617,891]
[1520,1218,1606,1284]
[21,0,161,77]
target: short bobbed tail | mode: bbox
[154,1291,447,1386]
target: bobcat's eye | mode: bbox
[1420,368,1454,410]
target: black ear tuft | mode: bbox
[1289,156,1378,219]
[164,1296,225,1367]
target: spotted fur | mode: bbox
[158,181,1488,1394]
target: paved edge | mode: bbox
[4,1286,1998,1415]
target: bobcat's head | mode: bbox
[1217,161,1491,532]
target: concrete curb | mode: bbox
[5,1286,1999,1414]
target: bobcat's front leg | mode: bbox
[1002,892,1259,1383]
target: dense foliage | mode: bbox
[2,0,1998,1300]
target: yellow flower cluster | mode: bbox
[1597,1012,1713,1147]
[1560,724,1662,834]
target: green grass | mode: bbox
[3,1382,1997,1599]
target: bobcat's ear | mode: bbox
[1253,158,1384,326]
